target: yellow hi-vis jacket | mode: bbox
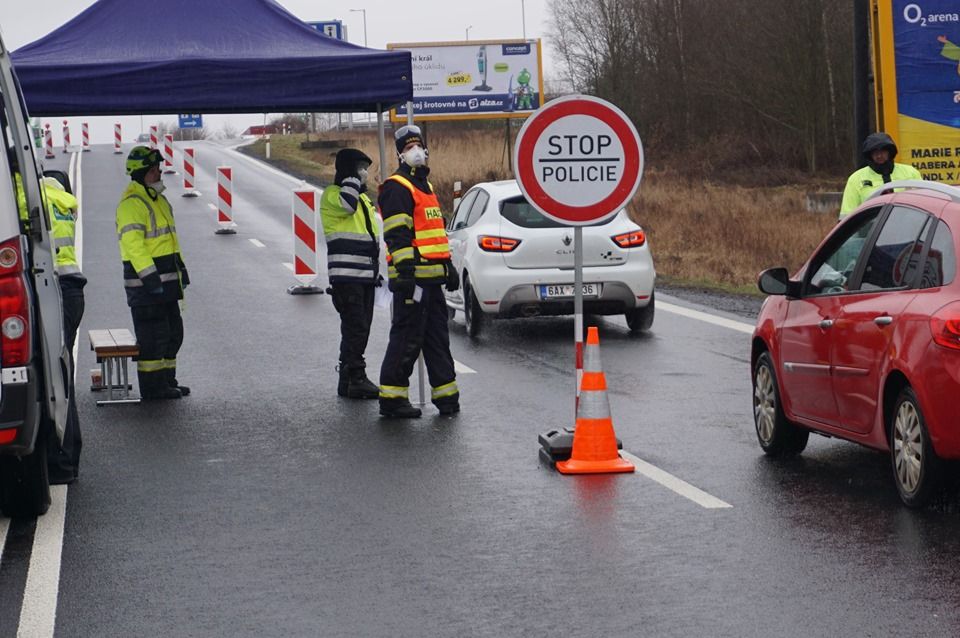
[116,181,187,307]
[43,183,82,277]
[839,163,922,217]
[320,185,381,284]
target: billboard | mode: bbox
[386,39,544,122]
[873,1,960,183]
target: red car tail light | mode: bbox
[478,235,521,252]
[0,428,17,445]
[0,237,31,367]
[612,230,646,248]
[930,301,960,351]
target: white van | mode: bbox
[0,34,71,516]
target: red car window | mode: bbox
[919,221,956,289]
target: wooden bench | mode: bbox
[89,329,140,405]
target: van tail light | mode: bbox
[478,235,521,252]
[0,428,17,445]
[0,236,31,367]
[612,230,646,248]
[930,301,960,350]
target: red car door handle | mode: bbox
[874,316,893,326]
[819,319,834,329]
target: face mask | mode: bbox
[401,146,427,168]
[357,167,369,183]
[147,180,166,195]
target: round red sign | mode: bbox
[514,95,644,225]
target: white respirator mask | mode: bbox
[147,180,166,195]
[357,167,369,183]
[401,146,427,168]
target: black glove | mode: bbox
[445,263,460,292]
[375,274,384,288]
[180,268,190,288]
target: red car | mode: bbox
[752,181,960,507]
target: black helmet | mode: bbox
[335,148,372,174]
[862,133,898,161]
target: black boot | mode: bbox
[379,399,422,418]
[167,368,190,396]
[140,372,182,400]
[347,369,379,400]
[337,365,349,397]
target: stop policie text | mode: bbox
[539,134,620,183]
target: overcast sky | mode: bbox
[0,0,556,143]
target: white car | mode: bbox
[444,180,656,336]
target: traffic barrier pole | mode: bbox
[287,190,324,295]
[215,166,237,235]
[44,125,55,159]
[114,123,123,154]
[62,120,70,153]
[162,134,176,173]
[556,327,635,475]
[82,122,90,152]
[149,125,158,149]
[181,148,199,197]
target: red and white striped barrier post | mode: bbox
[44,125,55,159]
[181,148,199,197]
[149,125,158,149]
[215,166,237,235]
[114,123,123,154]
[81,122,90,152]
[287,190,324,295]
[62,120,70,153]
[162,134,176,173]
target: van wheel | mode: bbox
[0,422,52,518]
[890,386,941,508]
[625,292,655,332]
[463,276,484,338]
[753,351,808,456]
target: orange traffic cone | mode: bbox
[557,327,635,474]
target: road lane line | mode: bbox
[248,238,266,248]
[0,518,8,564]
[657,301,754,334]
[283,262,295,272]
[619,451,732,509]
[207,203,218,211]
[17,485,68,638]
[454,360,476,374]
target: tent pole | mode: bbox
[377,104,387,182]
[406,101,414,126]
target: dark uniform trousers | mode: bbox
[331,282,375,372]
[379,283,458,408]
[48,276,85,477]
[131,300,184,395]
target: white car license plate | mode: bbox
[539,283,602,299]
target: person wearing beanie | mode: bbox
[116,146,190,400]
[377,124,460,419]
[839,132,922,218]
[320,148,382,399]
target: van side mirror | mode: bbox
[758,267,799,297]
[42,170,72,194]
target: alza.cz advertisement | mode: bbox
[875,1,960,183]
[387,40,544,121]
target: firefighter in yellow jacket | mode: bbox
[116,146,190,400]
[378,125,460,418]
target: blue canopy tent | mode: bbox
[11,0,412,116]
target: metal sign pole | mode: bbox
[404,100,427,406]
[574,226,584,410]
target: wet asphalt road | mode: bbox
[2,142,960,637]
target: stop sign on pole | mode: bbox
[514,94,644,225]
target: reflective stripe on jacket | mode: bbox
[116,181,185,306]
[44,185,82,277]
[320,185,380,284]
[382,174,449,283]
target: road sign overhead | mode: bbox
[514,95,643,225]
[178,114,202,129]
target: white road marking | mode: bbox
[0,517,8,563]
[657,300,754,335]
[17,485,68,638]
[207,203,218,211]
[248,238,266,248]
[619,451,732,509]
[454,360,476,374]
[283,262,295,272]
